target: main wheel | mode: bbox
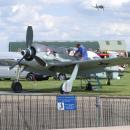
[106,78,111,86]
[58,73,67,80]
[26,73,35,81]
[86,82,93,91]
[11,80,22,93]
[106,80,111,85]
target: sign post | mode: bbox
[57,95,77,111]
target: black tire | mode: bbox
[42,77,49,80]
[26,73,35,81]
[86,82,93,91]
[35,75,49,81]
[107,80,111,86]
[11,80,22,93]
[58,73,67,80]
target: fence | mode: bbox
[0,94,130,130]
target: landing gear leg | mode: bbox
[106,78,111,86]
[106,72,111,86]
[11,66,22,93]
[60,64,79,94]
[86,81,93,91]
[80,76,85,89]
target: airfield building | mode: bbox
[9,40,127,56]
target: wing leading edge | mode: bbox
[48,57,130,73]
[0,56,130,74]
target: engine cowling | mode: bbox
[21,47,36,61]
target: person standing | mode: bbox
[74,43,88,60]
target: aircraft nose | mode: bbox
[21,47,36,61]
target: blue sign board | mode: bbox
[57,95,77,111]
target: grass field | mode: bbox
[0,67,130,96]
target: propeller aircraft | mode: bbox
[93,4,104,10]
[1,26,130,93]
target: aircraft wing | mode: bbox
[0,57,130,74]
[0,59,17,66]
[48,57,130,73]
[0,58,30,68]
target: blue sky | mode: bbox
[0,0,130,51]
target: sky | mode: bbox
[0,0,130,51]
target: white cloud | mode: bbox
[39,15,57,30]
[103,0,130,7]
[0,0,130,51]
[39,0,71,4]
[34,15,80,40]
[0,1,17,6]
[0,32,9,52]
[102,23,130,35]
[9,4,40,25]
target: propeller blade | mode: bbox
[26,26,33,48]
[10,26,34,70]
[9,57,24,70]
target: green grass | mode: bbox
[0,68,130,96]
